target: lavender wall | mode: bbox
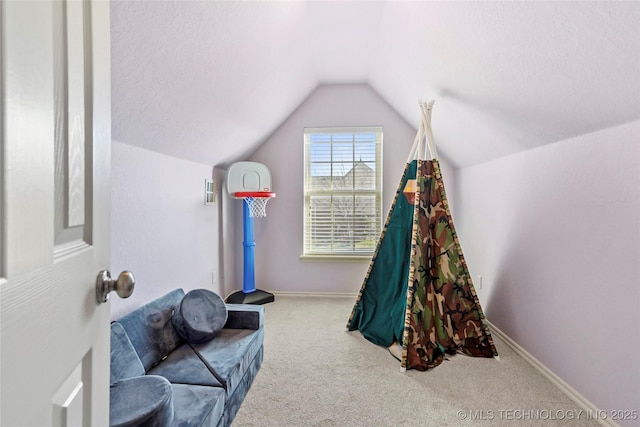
[246,84,456,295]
[110,142,221,319]
[455,121,640,424]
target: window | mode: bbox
[303,126,383,257]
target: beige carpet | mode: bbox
[232,296,602,426]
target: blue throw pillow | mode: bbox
[110,322,145,383]
[172,289,228,343]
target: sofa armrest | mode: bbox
[224,304,264,330]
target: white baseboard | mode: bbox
[271,291,357,298]
[487,321,619,427]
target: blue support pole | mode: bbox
[242,201,256,294]
[226,198,274,305]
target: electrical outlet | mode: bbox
[477,275,483,290]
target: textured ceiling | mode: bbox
[111,1,640,168]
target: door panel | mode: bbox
[54,0,88,248]
[1,1,111,426]
[52,363,84,427]
[2,0,55,277]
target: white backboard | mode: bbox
[226,161,273,194]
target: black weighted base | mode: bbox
[225,289,275,305]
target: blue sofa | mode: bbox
[109,289,264,427]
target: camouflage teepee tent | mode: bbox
[347,101,498,371]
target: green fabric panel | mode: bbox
[347,161,416,347]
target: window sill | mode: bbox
[299,254,372,263]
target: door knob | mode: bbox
[96,270,135,303]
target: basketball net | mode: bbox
[243,197,270,218]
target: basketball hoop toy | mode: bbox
[226,162,276,305]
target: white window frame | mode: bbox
[302,126,383,260]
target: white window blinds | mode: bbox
[303,127,383,257]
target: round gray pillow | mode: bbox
[172,289,228,343]
[110,375,174,427]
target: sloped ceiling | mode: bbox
[111,1,640,168]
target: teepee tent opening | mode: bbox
[347,101,498,371]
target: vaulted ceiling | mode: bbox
[111,1,640,168]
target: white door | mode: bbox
[1,1,113,425]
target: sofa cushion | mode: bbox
[220,346,264,427]
[225,304,264,330]
[171,384,225,427]
[117,289,186,371]
[172,289,228,343]
[147,344,224,388]
[110,375,174,427]
[110,322,145,383]
[190,326,264,397]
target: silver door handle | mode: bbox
[96,270,135,303]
